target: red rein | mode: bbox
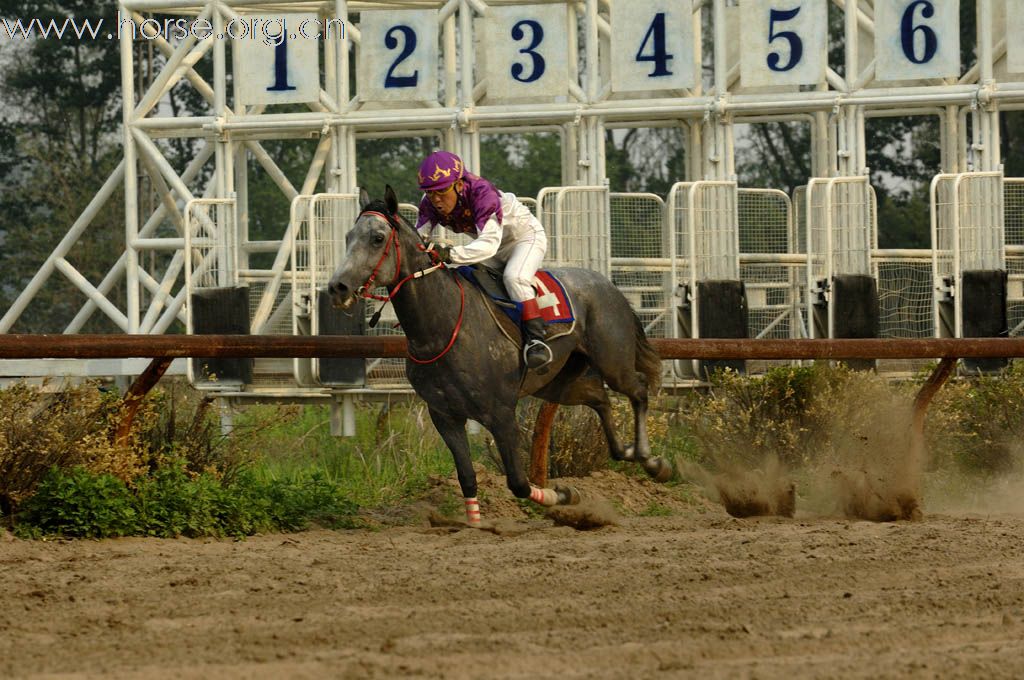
[354,211,464,365]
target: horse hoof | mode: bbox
[555,484,581,505]
[643,457,673,483]
[619,445,637,462]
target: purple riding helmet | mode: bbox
[417,151,464,192]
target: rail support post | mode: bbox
[115,357,173,446]
[911,357,957,467]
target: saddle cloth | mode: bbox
[456,265,575,326]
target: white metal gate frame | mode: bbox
[805,176,875,339]
[183,197,238,387]
[930,171,1005,338]
[290,192,359,386]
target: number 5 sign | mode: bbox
[875,0,960,81]
[358,10,438,102]
[740,0,827,88]
[610,0,695,93]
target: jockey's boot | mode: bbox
[523,317,553,371]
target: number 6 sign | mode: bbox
[740,0,826,88]
[358,10,438,102]
[874,0,960,81]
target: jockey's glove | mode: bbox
[432,244,453,264]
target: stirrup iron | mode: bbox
[524,339,553,370]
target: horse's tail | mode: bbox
[633,313,662,396]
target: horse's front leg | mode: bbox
[481,406,579,509]
[427,407,481,527]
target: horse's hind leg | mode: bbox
[577,358,672,483]
[427,407,482,527]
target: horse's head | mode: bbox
[331,180,428,307]
[328,185,418,310]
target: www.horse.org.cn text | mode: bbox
[1,12,347,45]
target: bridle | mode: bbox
[352,210,465,365]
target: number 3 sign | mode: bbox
[483,4,569,102]
[875,0,960,81]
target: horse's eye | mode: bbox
[372,232,386,246]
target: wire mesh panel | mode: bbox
[184,199,236,292]
[874,255,935,374]
[610,193,671,340]
[538,186,611,276]
[1006,179,1024,336]
[737,189,804,372]
[958,173,1005,271]
[692,182,740,281]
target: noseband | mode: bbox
[351,210,464,365]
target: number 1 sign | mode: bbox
[874,0,960,81]
[740,0,827,88]
[610,0,695,93]
[234,13,320,107]
[358,10,438,102]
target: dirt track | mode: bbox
[3,472,1024,679]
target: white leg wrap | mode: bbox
[464,497,482,527]
[529,486,558,507]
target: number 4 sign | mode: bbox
[740,0,827,88]
[610,0,696,93]
[875,0,960,81]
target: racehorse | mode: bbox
[328,186,671,526]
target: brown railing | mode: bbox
[2,334,1024,360]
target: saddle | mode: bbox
[455,264,576,327]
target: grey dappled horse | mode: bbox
[328,186,671,524]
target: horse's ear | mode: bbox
[384,185,399,215]
[359,188,371,210]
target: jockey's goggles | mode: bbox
[425,182,458,198]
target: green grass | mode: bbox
[236,402,462,507]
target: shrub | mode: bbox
[14,461,360,539]
[0,382,145,514]
[929,362,1024,473]
[17,466,138,538]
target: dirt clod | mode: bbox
[546,498,621,530]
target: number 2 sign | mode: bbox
[610,0,695,93]
[358,10,438,102]
[875,0,960,81]
[740,0,827,88]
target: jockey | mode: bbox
[414,150,553,371]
